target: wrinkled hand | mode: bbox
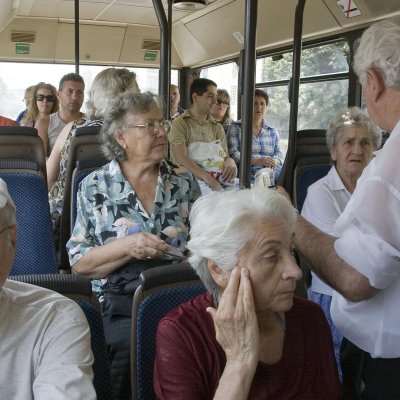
[221,158,237,182]
[125,232,170,260]
[207,267,260,364]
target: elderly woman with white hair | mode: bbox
[301,106,381,381]
[154,187,341,400]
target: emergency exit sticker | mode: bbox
[16,43,30,54]
[337,0,361,18]
[144,51,157,61]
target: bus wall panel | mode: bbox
[0,18,59,62]
[54,23,126,64]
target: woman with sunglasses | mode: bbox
[67,91,201,400]
[20,82,58,151]
[211,88,232,133]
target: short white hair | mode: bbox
[187,187,297,295]
[354,17,400,90]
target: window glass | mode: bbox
[200,62,239,121]
[0,62,170,120]
[256,40,349,82]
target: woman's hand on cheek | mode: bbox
[207,267,260,366]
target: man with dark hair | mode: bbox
[37,72,85,155]
[168,78,237,193]
[170,84,184,120]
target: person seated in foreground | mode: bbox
[301,107,382,380]
[227,89,284,183]
[154,187,341,399]
[0,178,95,400]
[67,91,201,399]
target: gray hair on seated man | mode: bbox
[0,179,16,227]
[187,186,297,296]
[326,107,382,151]
[99,91,163,161]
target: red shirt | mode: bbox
[0,116,16,126]
[154,292,341,399]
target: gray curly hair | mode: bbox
[326,107,382,152]
[99,91,163,161]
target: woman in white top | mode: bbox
[301,107,382,380]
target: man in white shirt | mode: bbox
[0,178,96,399]
[293,17,400,399]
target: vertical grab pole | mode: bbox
[74,0,80,74]
[239,0,258,189]
[284,0,306,195]
[153,0,170,119]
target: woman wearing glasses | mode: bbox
[67,91,201,400]
[211,88,232,133]
[20,82,58,151]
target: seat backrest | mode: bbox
[291,129,331,212]
[0,165,58,275]
[8,273,113,400]
[0,126,47,180]
[293,156,331,212]
[59,125,105,269]
[131,262,206,400]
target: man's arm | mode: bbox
[295,214,378,302]
[171,144,222,191]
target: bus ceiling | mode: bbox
[0,0,400,68]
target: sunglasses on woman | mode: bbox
[36,94,56,102]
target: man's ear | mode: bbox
[366,68,385,102]
[208,259,229,289]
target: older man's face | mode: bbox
[0,219,16,290]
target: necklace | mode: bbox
[275,312,286,332]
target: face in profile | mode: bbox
[235,215,302,314]
[330,126,375,181]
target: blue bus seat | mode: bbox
[0,161,57,275]
[293,155,331,212]
[0,126,47,181]
[59,125,104,270]
[131,262,206,400]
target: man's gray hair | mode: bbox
[187,187,297,296]
[326,107,382,151]
[99,91,163,161]
[354,17,400,90]
[0,178,16,226]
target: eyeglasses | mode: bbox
[36,94,56,102]
[216,99,229,107]
[125,119,172,135]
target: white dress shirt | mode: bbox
[301,166,351,295]
[331,120,400,358]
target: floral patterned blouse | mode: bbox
[67,159,201,295]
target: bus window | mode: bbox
[200,62,239,121]
[256,40,350,143]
